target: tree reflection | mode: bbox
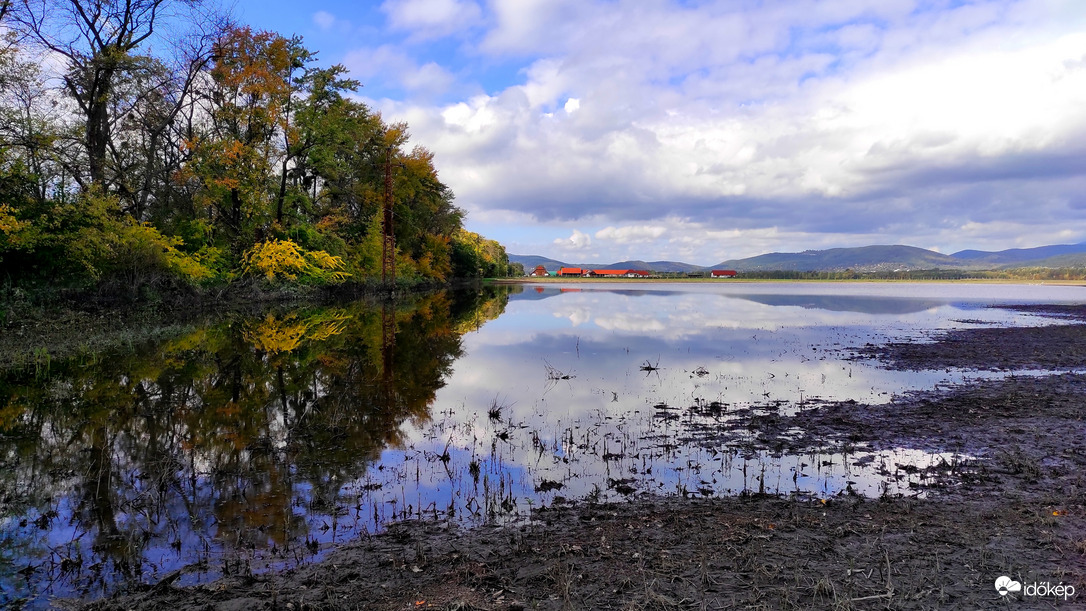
[0,288,511,605]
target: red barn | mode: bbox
[711,270,738,278]
[557,267,584,277]
[589,269,628,277]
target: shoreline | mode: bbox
[75,303,1086,610]
[491,276,1086,285]
[0,279,480,369]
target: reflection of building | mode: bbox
[711,270,738,278]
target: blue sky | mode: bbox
[231,0,1086,265]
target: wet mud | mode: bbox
[75,304,1086,610]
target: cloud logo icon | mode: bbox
[995,576,1022,596]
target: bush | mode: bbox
[242,238,351,284]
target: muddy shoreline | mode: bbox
[74,305,1086,610]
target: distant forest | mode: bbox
[0,1,516,300]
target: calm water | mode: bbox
[2,282,1084,606]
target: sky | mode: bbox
[230,0,1086,265]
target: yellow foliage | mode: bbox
[246,313,308,352]
[242,238,351,283]
[115,220,217,282]
[242,239,307,280]
[0,400,26,431]
[244,311,350,353]
[0,204,25,235]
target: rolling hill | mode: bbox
[508,255,700,273]
[510,241,1086,274]
[714,245,966,272]
[951,242,1086,266]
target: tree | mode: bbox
[451,229,511,278]
[6,0,225,194]
[183,26,298,247]
[0,11,511,292]
[0,33,62,204]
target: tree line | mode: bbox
[0,0,514,298]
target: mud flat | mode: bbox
[76,305,1086,610]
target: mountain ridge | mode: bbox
[509,242,1086,273]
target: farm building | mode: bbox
[711,270,738,278]
[587,269,654,278]
[528,265,549,277]
[553,268,655,278]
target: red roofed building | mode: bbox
[529,265,548,277]
[711,270,738,278]
[589,269,628,277]
[557,267,584,277]
[586,269,654,278]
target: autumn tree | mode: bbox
[6,0,225,196]
[0,15,508,292]
[451,229,511,278]
[182,27,328,250]
[292,70,385,241]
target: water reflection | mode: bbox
[3,281,1085,607]
[0,290,508,607]
[727,293,947,314]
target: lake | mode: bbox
[2,281,1084,606]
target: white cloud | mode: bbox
[594,225,666,244]
[344,46,456,95]
[481,0,582,55]
[381,0,482,39]
[358,0,1086,258]
[401,61,456,93]
[313,11,337,31]
[554,229,592,251]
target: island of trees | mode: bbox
[0,1,516,304]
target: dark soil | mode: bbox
[862,324,1086,371]
[74,304,1086,610]
[857,303,1086,371]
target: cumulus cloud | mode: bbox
[594,225,667,244]
[355,0,1086,259]
[344,46,456,96]
[554,229,593,251]
[381,0,482,39]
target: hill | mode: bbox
[508,255,568,270]
[606,260,704,273]
[507,255,701,273]
[951,242,1086,265]
[714,245,965,272]
[1003,253,1086,269]
[511,241,1086,275]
